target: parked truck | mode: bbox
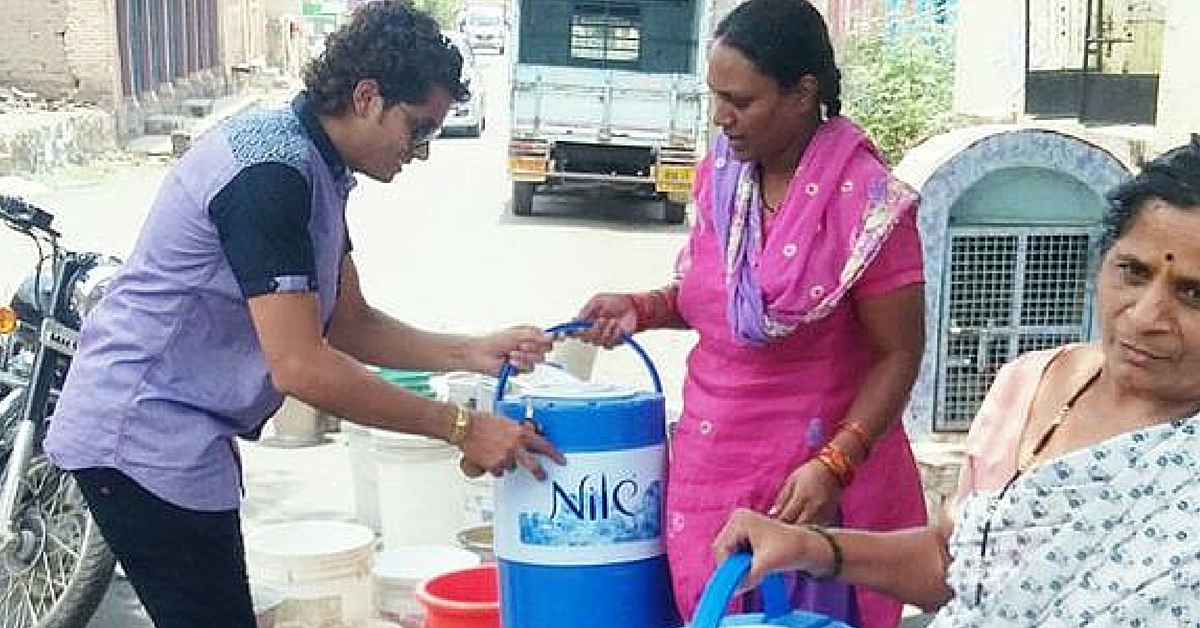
[506,0,709,223]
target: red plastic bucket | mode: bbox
[416,564,500,628]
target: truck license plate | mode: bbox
[656,165,693,193]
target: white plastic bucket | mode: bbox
[456,524,495,563]
[373,545,480,628]
[373,430,466,547]
[438,371,497,412]
[246,520,377,628]
[461,473,494,526]
[345,422,381,533]
[264,396,326,447]
[251,583,286,628]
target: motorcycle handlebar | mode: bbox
[0,195,59,238]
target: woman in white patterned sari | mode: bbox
[710,136,1200,628]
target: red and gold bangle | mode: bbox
[627,292,655,330]
[816,444,855,488]
[629,286,679,332]
[839,421,873,457]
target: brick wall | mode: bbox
[0,0,119,104]
[65,0,121,104]
[0,0,74,98]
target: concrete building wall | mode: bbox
[223,0,269,67]
[812,0,883,43]
[951,0,1024,121]
[0,0,119,103]
[263,0,301,69]
[1155,0,1200,151]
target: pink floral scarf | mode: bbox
[709,116,918,345]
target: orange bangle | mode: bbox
[840,421,873,456]
[816,444,855,488]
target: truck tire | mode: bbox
[664,199,686,224]
[513,182,536,216]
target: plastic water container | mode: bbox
[439,371,497,412]
[681,553,853,628]
[373,430,466,547]
[456,524,495,563]
[378,368,436,398]
[461,473,494,526]
[416,564,501,628]
[245,520,377,628]
[373,545,481,628]
[345,422,381,533]
[492,322,678,628]
[251,583,285,628]
[263,396,327,448]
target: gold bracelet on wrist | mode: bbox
[447,404,472,446]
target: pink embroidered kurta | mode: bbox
[667,147,928,628]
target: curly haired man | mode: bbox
[46,3,563,626]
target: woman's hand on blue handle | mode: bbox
[574,293,638,348]
[712,508,828,592]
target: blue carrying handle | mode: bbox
[492,319,663,406]
[690,553,791,628]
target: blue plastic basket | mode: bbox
[684,554,853,628]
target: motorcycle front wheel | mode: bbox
[0,454,116,628]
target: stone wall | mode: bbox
[0,108,116,175]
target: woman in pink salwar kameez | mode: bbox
[576,1,927,626]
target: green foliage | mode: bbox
[841,17,956,164]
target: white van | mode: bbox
[442,31,487,137]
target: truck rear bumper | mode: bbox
[508,138,694,195]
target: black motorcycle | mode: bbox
[0,195,120,627]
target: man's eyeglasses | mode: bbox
[398,103,442,150]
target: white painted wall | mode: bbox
[952,0,1026,121]
[1155,0,1200,152]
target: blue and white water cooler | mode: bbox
[492,324,679,628]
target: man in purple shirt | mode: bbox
[43,3,563,626]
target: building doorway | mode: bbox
[1025,0,1164,125]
